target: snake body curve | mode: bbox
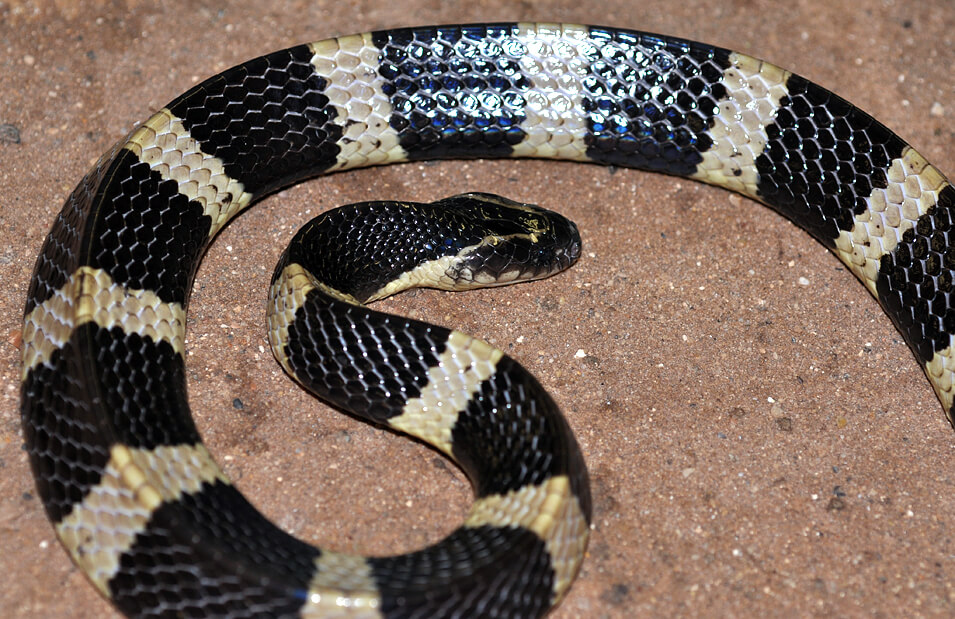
[21,22,954,618]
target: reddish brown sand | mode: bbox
[1,1,953,617]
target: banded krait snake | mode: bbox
[21,22,954,618]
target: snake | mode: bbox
[20,22,954,619]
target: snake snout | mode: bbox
[558,219,582,267]
[536,216,582,279]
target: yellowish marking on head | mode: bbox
[364,215,557,303]
[364,254,462,302]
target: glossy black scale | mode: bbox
[877,184,955,363]
[277,194,583,429]
[168,45,343,196]
[276,192,591,616]
[281,199,506,302]
[91,325,200,449]
[755,74,907,245]
[23,322,203,522]
[451,354,590,507]
[89,149,212,304]
[21,325,115,523]
[24,142,125,313]
[283,298,451,421]
[110,480,320,618]
[373,24,530,159]
[581,27,730,175]
[368,525,555,618]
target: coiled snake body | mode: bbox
[21,23,954,618]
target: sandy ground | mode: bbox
[1,0,953,616]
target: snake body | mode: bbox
[21,23,954,618]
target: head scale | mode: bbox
[434,192,582,290]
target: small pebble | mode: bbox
[0,124,21,144]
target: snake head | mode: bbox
[274,192,582,304]
[433,192,582,289]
